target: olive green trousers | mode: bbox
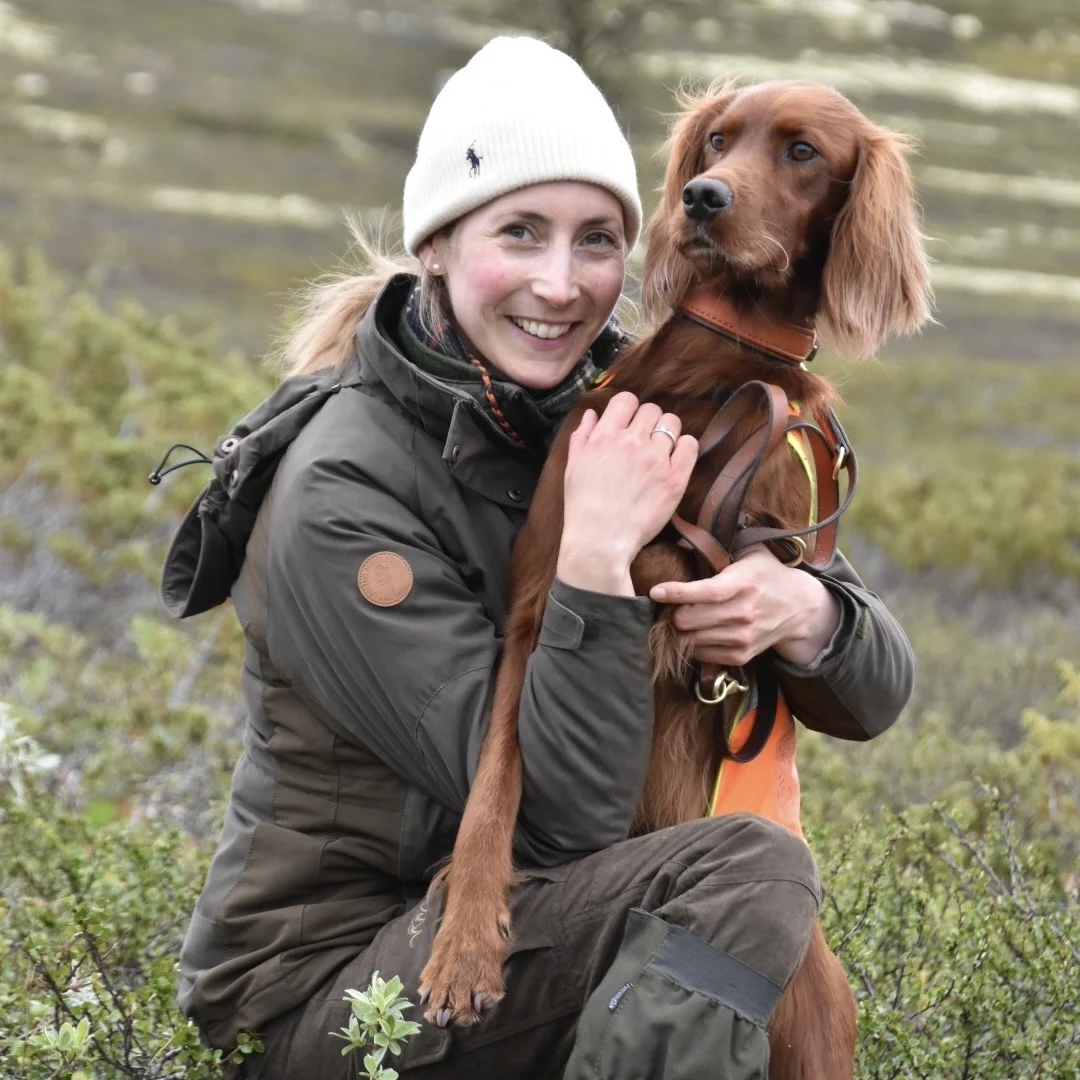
[241,814,821,1080]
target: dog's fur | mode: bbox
[419,80,932,1078]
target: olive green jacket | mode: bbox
[174,276,915,1049]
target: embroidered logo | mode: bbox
[357,552,413,607]
[407,898,429,948]
[466,141,482,177]
[608,981,635,1012]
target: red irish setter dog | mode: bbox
[419,80,932,1078]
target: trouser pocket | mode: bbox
[563,908,782,1080]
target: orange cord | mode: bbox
[468,356,525,446]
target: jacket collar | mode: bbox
[355,274,543,510]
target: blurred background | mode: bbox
[1,2,1078,1077]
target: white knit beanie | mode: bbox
[403,36,642,255]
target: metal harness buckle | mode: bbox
[695,672,749,705]
[832,444,847,480]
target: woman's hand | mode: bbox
[649,545,841,667]
[557,392,697,595]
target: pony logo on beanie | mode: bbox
[466,141,483,177]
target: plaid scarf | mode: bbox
[398,282,627,451]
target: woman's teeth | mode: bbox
[511,317,573,340]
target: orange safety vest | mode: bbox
[707,415,819,840]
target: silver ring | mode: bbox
[651,425,678,446]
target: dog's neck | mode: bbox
[678,286,818,366]
[612,274,836,413]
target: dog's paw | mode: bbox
[417,913,511,1027]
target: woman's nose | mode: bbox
[531,250,581,307]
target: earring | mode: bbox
[430,262,441,274]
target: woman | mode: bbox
[170,36,914,1080]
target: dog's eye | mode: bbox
[708,132,725,153]
[788,141,819,162]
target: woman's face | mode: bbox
[422,182,627,391]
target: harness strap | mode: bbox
[719,656,777,763]
[733,412,858,570]
[670,384,856,761]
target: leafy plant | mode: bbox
[330,973,422,1080]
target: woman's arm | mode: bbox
[264,450,657,869]
[652,546,916,741]
[772,550,916,741]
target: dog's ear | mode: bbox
[819,126,933,359]
[641,87,738,324]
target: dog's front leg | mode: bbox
[418,621,530,1026]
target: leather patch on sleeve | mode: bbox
[358,552,413,607]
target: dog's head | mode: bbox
[641,80,933,359]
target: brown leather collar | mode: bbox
[678,287,818,365]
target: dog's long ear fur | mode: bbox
[641,85,738,325]
[819,126,933,359]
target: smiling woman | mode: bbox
[159,32,911,1080]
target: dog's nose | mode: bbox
[682,179,733,222]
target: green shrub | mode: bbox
[819,798,1080,1078]
[0,715,261,1079]
[3,694,1078,1079]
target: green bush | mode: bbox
[3,689,1077,1079]
[801,661,1080,865]
[821,799,1080,1078]
[0,713,261,1079]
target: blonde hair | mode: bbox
[275,212,450,378]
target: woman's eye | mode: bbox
[583,231,617,248]
[788,141,819,162]
[709,132,725,153]
[504,223,531,240]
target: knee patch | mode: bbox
[563,909,777,1080]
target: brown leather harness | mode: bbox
[669,289,859,760]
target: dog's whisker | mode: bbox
[760,232,791,273]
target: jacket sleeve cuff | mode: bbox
[540,578,655,651]
[772,565,915,742]
[771,579,859,679]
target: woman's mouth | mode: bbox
[509,316,575,341]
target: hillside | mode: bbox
[0,1,1078,1076]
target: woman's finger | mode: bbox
[573,408,597,439]
[650,570,735,607]
[647,411,682,453]
[668,433,698,482]
[595,391,639,432]
[691,644,755,667]
[671,603,744,633]
[627,400,664,438]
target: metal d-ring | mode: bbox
[695,672,749,705]
[783,535,807,568]
[832,444,847,479]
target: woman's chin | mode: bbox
[497,352,579,391]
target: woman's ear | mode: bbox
[819,126,933,359]
[641,86,738,324]
[417,237,443,275]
